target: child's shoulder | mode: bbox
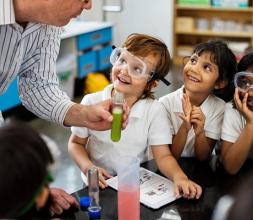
[139,98,165,113]
[209,94,226,106]
[80,85,112,105]
[159,87,182,106]
[224,101,239,114]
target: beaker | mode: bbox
[117,156,140,220]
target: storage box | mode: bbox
[178,0,210,6]
[77,27,112,51]
[212,0,249,8]
[0,78,21,111]
[97,45,112,70]
[176,17,195,32]
[78,51,97,78]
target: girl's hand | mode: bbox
[85,166,112,189]
[191,106,205,136]
[179,93,192,130]
[97,167,113,189]
[234,88,253,124]
[174,178,202,200]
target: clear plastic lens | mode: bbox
[110,48,153,79]
[234,72,253,92]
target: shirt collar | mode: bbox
[11,22,42,36]
[174,86,212,114]
[102,84,147,119]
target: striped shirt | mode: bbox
[0,0,15,25]
[0,23,74,125]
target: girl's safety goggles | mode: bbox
[110,47,171,85]
[234,71,253,93]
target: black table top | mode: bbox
[60,158,253,220]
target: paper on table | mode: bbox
[106,167,178,209]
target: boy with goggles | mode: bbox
[221,52,253,174]
[69,33,202,200]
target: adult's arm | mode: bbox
[18,25,74,125]
[0,0,15,25]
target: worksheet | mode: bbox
[106,167,178,209]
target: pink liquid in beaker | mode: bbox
[118,188,140,220]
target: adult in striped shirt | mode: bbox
[0,0,129,217]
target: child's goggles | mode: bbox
[234,71,253,93]
[110,47,156,80]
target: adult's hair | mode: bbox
[237,52,253,72]
[0,121,53,218]
[193,40,237,102]
[122,33,171,99]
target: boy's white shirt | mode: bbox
[221,102,253,159]
[71,84,172,177]
[159,86,225,157]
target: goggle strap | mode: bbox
[148,72,171,86]
[161,78,171,86]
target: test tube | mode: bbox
[111,92,124,142]
[88,167,101,219]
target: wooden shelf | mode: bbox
[175,30,253,38]
[173,1,253,66]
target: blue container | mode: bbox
[77,28,112,51]
[97,45,113,70]
[78,50,97,78]
[0,78,21,111]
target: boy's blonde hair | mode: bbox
[122,33,171,99]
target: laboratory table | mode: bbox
[60,158,253,220]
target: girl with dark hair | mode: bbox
[0,122,54,218]
[159,40,237,161]
[221,53,253,174]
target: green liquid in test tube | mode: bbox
[111,92,124,142]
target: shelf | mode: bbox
[175,30,253,38]
[176,5,253,12]
[173,1,253,66]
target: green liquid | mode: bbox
[111,108,123,142]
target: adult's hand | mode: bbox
[64,99,129,130]
[49,188,79,216]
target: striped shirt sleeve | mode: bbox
[0,0,15,25]
[18,25,75,125]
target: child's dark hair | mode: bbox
[0,121,53,218]
[122,33,171,99]
[238,52,253,72]
[193,40,237,102]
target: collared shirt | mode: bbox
[159,86,225,157]
[221,102,253,158]
[0,0,15,25]
[0,22,74,125]
[71,84,172,175]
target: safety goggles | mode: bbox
[234,71,253,93]
[17,171,54,217]
[110,47,155,80]
[110,47,170,85]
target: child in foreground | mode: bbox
[68,33,202,199]
[159,40,237,160]
[0,122,79,218]
[0,122,54,218]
